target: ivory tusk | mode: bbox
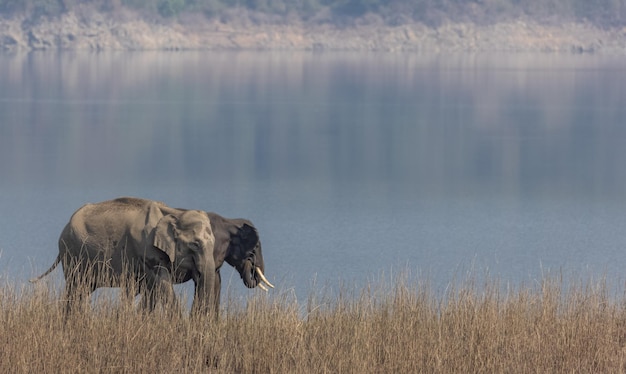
[258,283,269,292]
[255,267,275,289]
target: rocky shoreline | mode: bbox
[2,12,626,53]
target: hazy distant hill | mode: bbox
[1,0,625,51]
[1,0,625,26]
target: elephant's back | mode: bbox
[73,197,159,219]
[67,199,150,243]
[110,197,165,209]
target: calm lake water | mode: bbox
[1,52,626,304]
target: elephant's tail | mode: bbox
[29,254,61,283]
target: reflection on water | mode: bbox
[2,52,625,197]
[1,52,626,301]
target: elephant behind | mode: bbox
[30,197,274,314]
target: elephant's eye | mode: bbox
[189,241,201,251]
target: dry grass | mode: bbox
[2,274,626,373]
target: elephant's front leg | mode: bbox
[141,266,177,312]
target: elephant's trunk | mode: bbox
[242,259,258,288]
[241,259,274,290]
[192,267,218,315]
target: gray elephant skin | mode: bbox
[30,197,274,314]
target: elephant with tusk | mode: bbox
[30,197,274,315]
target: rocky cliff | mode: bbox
[2,11,626,52]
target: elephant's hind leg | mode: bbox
[62,258,95,317]
[63,277,93,317]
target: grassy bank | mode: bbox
[2,276,626,372]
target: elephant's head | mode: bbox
[153,210,215,270]
[211,216,273,291]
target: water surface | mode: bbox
[1,52,626,303]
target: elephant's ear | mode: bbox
[154,215,177,263]
[239,223,259,247]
